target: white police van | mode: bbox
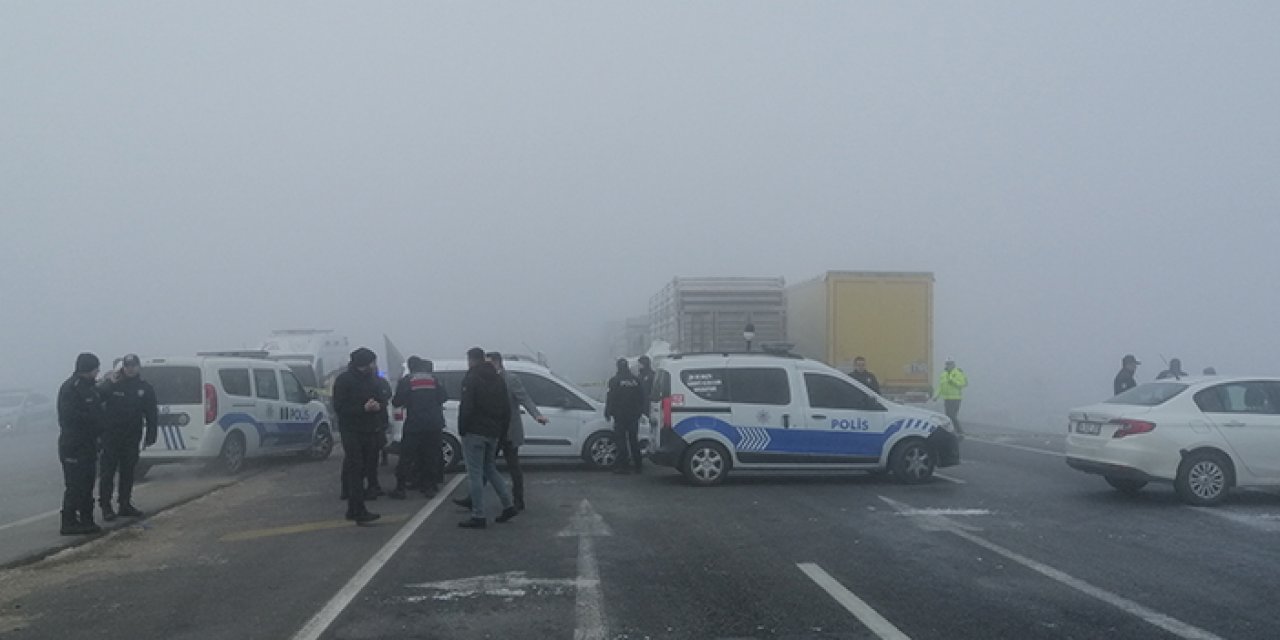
[647,351,960,486]
[138,353,335,475]
[389,358,644,470]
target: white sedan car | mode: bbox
[1066,377,1280,505]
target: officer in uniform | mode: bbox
[97,354,158,521]
[390,357,449,499]
[56,353,105,535]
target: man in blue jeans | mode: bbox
[457,347,519,529]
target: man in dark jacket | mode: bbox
[332,348,384,525]
[57,353,105,535]
[849,356,881,396]
[453,352,547,512]
[457,347,518,529]
[1114,355,1140,396]
[637,356,656,403]
[97,354,158,521]
[605,358,646,474]
[1157,358,1187,381]
[369,375,392,492]
[390,356,448,499]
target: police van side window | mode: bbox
[253,369,280,400]
[680,369,728,402]
[725,368,790,405]
[219,369,252,397]
[280,370,309,404]
[805,373,881,411]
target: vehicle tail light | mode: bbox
[661,396,673,430]
[204,383,218,425]
[1110,419,1155,438]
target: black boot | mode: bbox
[78,511,102,534]
[60,511,85,535]
[118,504,143,518]
[452,497,473,509]
[101,503,118,522]
[458,517,486,529]
[496,507,519,523]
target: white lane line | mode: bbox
[934,472,967,485]
[965,436,1065,458]
[557,500,613,640]
[1191,506,1280,533]
[879,496,1225,640]
[0,509,60,533]
[797,563,911,640]
[290,474,464,640]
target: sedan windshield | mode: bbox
[1106,382,1188,407]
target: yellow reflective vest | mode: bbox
[938,369,968,400]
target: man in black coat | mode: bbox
[605,358,646,474]
[57,353,105,535]
[1114,355,1140,396]
[849,356,881,396]
[97,354,158,521]
[390,356,448,499]
[332,348,384,525]
[457,347,518,529]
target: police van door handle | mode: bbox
[783,414,791,428]
[812,414,827,420]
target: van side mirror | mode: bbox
[307,389,320,401]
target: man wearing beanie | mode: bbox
[332,347,384,525]
[97,354,158,522]
[56,353,106,535]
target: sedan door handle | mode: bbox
[1222,421,1247,428]
[811,414,827,420]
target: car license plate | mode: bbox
[1075,422,1102,435]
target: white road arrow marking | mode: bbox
[558,499,612,640]
[405,571,592,600]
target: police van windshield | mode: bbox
[1105,382,1188,407]
[145,366,203,405]
[288,365,318,389]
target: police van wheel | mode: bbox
[583,432,619,470]
[441,434,462,472]
[218,432,247,475]
[681,441,730,486]
[304,424,334,461]
[889,439,934,484]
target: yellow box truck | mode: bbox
[787,271,934,403]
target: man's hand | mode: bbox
[535,416,549,425]
[364,399,382,412]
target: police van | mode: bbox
[389,358,645,471]
[647,351,960,486]
[138,353,335,475]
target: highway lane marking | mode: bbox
[1191,506,1280,533]
[880,495,1226,640]
[965,436,1065,458]
[220,514,411,542]
[797,563,911,640]
[558,499,613,640]
[0,509,59,533]
[290,474,464,640]
[934,473,967,484]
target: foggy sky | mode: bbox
[3,2,1278,426]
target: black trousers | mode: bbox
[396,430,442,489]
[341,431,381,516]
[613,417,642,469]
[59,435,97,516]
[367,430,386,489]
[499,440,523,505]
[100,428,142,506]
[944,399,963,434]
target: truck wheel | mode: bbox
[889,439,935,484]
[681,441,731,486]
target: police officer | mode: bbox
[850,356,881,395]
[332,348,384,525]
[1114,355,1140,396]
[605,358,646,474]
[57,353,105,535]
[390,357,448,499]
[97,354,158,521]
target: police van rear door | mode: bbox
[144,361,205,454]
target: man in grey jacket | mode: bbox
[452,352,548,512]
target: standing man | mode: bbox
[605,358,646,474]
[97,354,158,521]
[332,348,383,525]
[457,347,518,529]
[57,353,105,535]
[1157,358,1188,381]
[368,374,392,494]
[936,359,968,436]
[1114,355,1140,396]
[390,357,448,499]
[849,356,881,395]
[637,356,657,402]
[490,351,546,511]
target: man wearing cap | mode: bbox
[390,356,448,499]
[1114,355,1141,396]
[332,347,384,525]
[56,353,106,535]
[935,359,968,435]
[97,354,158,521]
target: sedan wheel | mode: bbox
[1176,452,1231,506]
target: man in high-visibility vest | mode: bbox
[935,359,968,435]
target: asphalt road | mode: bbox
[3,424,1280,639]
